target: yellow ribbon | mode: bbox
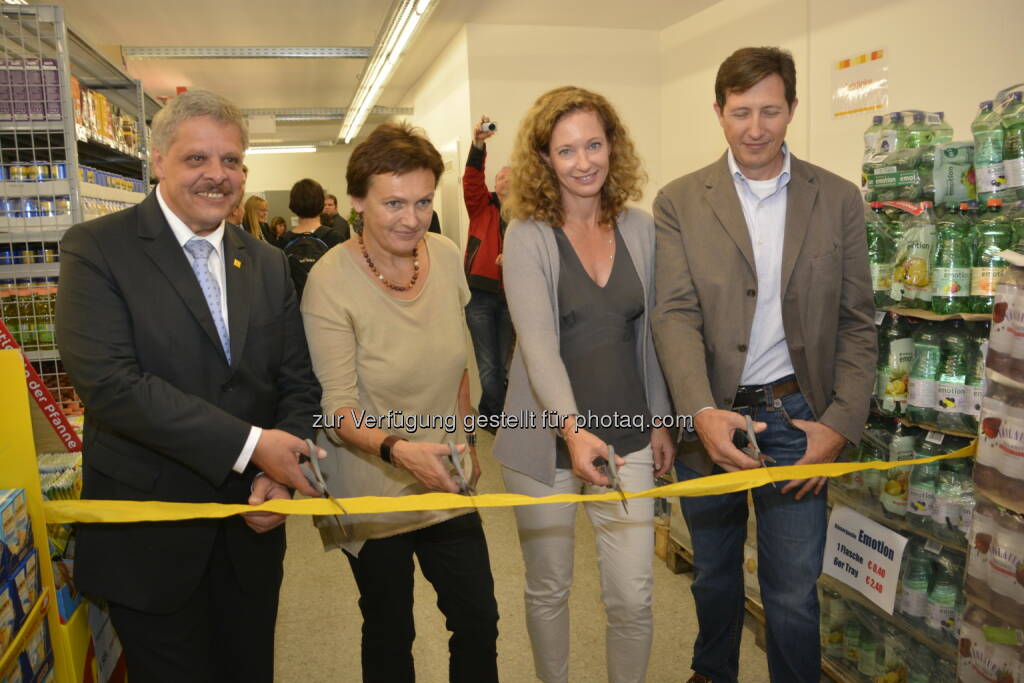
[42,444,975,524]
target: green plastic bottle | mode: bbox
[864,114,884,160]
[907,321,941,425]
[880,112,907,154]
[970,198,1013,312]
[931,111,953,145]
[868,202,896,307]
[877,313,913,416]
[907,433,943,531]
[965,321,989,433]
[931,210,972,314]
[935,320,970,432]
[906,111,934,149]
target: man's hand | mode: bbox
[473,115,496,149]
[693,409,765,472]
[243,474,291,533]
[250,429,324,498]
[495,253,503,267]
[392,441,461,493]
[650,426,677,477]
[780,420,847,500]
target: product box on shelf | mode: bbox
[958,603,1024,683]
[0,490,31,581]
[0,610,52,683]
[4,550,39,626]
[0,580,14,659]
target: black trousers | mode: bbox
[345,512,499,683]
[107,525,281,683]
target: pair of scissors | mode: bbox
[737,414,777,489]
[446,443,477,497]
[298,438,348,533]
[593,445,629,513]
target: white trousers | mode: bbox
[502,445,655,683]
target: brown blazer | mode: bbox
[652,152,876,474]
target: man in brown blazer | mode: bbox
[652,47,875,683]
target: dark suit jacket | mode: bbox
[55,191,321,612]
[319,213,350,243]
[652,152,876,474]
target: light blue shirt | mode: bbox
[727,144,796,386]
[156,185,261,473]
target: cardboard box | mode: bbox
[9,550,40,623]
[0,490,32,580]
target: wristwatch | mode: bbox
[466,432,477,448]
[379,435,406,466]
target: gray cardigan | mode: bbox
[494,207,673,486]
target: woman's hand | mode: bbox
[564,423,621,487]
[391,440,462,493]
[650,426,677,477]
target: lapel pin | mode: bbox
[233,259,242,269]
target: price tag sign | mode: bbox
[823,505,909,614]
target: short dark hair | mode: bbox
[715,47,796,109]
[325,194,338,205]
[346,121,443,199]
[289,178,325,219]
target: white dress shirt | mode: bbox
[156,185,261,473]
[727,145,796,386]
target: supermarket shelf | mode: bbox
[76,126,144,161]
[819,574,958,663]
[0,589,50,676]
[884,306,992,322]
[80,182,145,204]
[0,180,71,197]
[821,655,862,683]
[0,226,68,243]
[0,215,72,231]
[829,487,968,555]
[23,348,60,362]
[898,418,978,439]
[0,262,60,279]
[0,120,65,133]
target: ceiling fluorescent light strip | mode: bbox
[246,145,316,155]
[339,0,433,143]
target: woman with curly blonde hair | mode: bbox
[494,85,676,683]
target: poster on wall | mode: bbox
[831,48,888,118]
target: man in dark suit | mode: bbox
[320,192,350,242]
[652,47,875,683]
[55,90,324,683]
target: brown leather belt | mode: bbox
[732,377,801,409]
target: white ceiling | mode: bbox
[53,0,714,144]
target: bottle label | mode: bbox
[988,525,1024,604]
[971,266,1004,297]
[931,267,970,298]
[989,283,1020,354]
[906,485,934,517]
[881,339,914,403]
[900,586,928,617]
[975,161,1007,193]
[925,599,957,633]
[1005,156,1024,189]
[932,496,958,529]
[977,396,1024,480]
[936,382,968,413]
[908,378,937,409]
[968,384,984,418]
[926,430,946,445]
[870,263,893,292]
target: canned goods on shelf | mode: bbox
[54,196,71,215]
[36,199,54,217]
[0,247,14,265]
[28,164,49,182]
[39,247,57,263]
[8,164,28,182]
[14,246,38,263]
[49,162,66,179]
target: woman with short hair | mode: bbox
[496,86,676,683]
[300,121,499,683]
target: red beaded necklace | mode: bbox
[358,233,420,292]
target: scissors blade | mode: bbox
[743,416,776,489]
[605,445,628,513]
[301,439,349,523]
[448,443,477,497]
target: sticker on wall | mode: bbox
[832,48,888,118]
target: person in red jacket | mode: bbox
[464,116,513,427]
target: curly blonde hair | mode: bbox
[505,86,646,227]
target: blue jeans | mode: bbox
[465,289,513,418]
[676,391,827,683]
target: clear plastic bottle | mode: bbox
[935,320,970,432]
[926,555,961,642]
[906,111,934,148]
[865,114,884,160]
[931,111,954,145]
[881,421,918,518]
[973,100,1005,201]
[898,542,933,622]
[1002,91,1024,194]
[931,211,972,314]
[906,436,942,531]
[868,202,897,307]
[878,313,913,416]
[964,321,989,432]
[895,201,938,308]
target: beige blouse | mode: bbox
[300,232,472,555]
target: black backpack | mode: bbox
[283,230,331,300]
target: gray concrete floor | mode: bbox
[274,430,771,682]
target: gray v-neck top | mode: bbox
[553,226,650,467]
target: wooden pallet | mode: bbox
[665,534,694,574]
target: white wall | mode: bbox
[465,23,663,206]
[658,0,809,183]
[657,0,1024,187]
[243,143,354,213]
[399,27,472,246]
